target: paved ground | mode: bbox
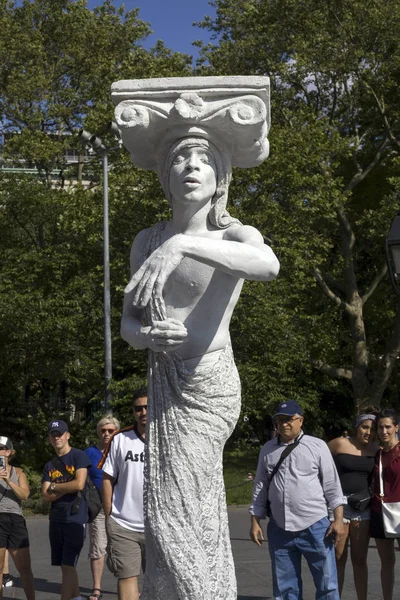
[3,507,388,599]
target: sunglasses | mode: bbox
[101,428,116,434]
[134,405,147,413]
[0,447,7,451]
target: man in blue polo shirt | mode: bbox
[42,419,90,600]
[250,400,346,600]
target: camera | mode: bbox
[0,456,6,469]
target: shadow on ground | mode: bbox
[3,577,118,598]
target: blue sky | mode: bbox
[87,0,217,58]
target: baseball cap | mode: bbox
[0,436,13,450]
[273,400,303,419]
[47,420,69,435]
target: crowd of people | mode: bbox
[0,395,400,600]
[0,388,147,600]
[250,402,400,600]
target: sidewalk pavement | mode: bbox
[3,507,386,599]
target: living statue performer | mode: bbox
[113,77,279,600]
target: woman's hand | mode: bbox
[143,318,188,353]
[125,234,186,308]
[0,466,9,484]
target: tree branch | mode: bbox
[364,82,400,152]
[362,263,388,306]
[312,359,353,380]
[344,136,391,193]
[368,307,400,405]
[313,268,353,314]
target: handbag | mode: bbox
[379,451,400,538]
[266,433,303,517]
[347,488,372,512]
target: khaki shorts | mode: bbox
[106,516,146,579]
[88,508,107,560]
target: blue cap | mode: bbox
[273,400,303,419]
[47,419,69,434]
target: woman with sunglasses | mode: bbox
[328,411,379,599]
[371,408,400,600]
[84,415,120,600]
[0,436,35,599]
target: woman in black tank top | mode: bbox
[328,411,379,600]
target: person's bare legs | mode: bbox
[0,547,7,595]
[3,551,9,578]
[349,520,370,600]
[376,538,395,600]
[60,565,80,600]
[118,576,139,600]
[9,548,35,600]
[334,521,349,595]
[90,556,105,598]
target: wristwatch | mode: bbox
[49,482,56,492]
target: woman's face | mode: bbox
[355,419,375,445]
[169,145,217,205]
[377,417,399,445]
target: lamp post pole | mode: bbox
[102,147,112,409]
[79,127,120,409]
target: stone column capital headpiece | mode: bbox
[111,76,270,170]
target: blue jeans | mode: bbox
[267,517,339,600]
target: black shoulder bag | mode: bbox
[50,457,101,522]
[266,434,303,518]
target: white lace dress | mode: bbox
[140,222,241,600]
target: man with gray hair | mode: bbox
[84,415,120,600]
[250,400,346,600]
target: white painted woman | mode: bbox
[116,77,279,600]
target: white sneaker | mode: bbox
[2,574,14,588]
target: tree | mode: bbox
[196,0,400,412]
[0,0,192,181]
[0,0,191,460]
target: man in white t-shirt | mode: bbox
[99,389,147,600]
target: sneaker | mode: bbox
[2,574,14,588]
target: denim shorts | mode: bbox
[329,499,371,524]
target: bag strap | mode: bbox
[51,456,74,482]
[269,433,303,484]
[379,450,385,501]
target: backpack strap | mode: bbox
[51,456,74,481]
[266,433,303,518]
[268,434,303,483]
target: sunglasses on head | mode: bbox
[101,428,116,434]
[134,405,147,413]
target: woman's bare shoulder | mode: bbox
[328,436,350,455]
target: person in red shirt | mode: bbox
[371,409,400,600]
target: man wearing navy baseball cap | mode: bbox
[249,399,345,599]
[41,419,91,600]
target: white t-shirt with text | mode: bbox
[101,426,144,532]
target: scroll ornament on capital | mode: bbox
[114,91,269,170]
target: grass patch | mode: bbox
[223,447,260,505]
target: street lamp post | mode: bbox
[386,211,400,296]
[79,127,120,409]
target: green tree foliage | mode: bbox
[196,0,400,416]
[0,0,189,467]
[0,0,192,180]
